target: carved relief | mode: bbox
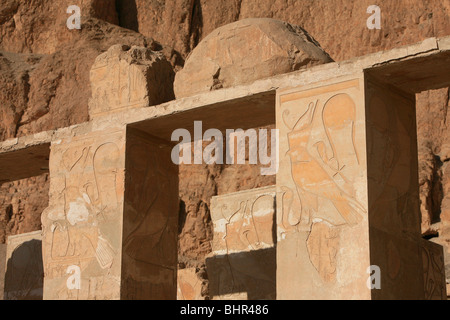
[42,130,125,300]
[277,80,367,290]
[209,186,276,300]
[88,44,175,118]
[421,240,446,300]
[282,94,365,229]
[306,222,339,283]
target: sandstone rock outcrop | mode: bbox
[174,18,332,98]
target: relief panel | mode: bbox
[42,129,126,300]
[276,77,371,299]
[208,186,276,300]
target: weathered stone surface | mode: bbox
[277,77,371,299]
[276,71,446,299]
[41,126,179,300]
[122,128,178,300]
[177,268,203,300]
[0,174,49,244]
[0,2,449,291]
[42,128,126,300]
[89,45,175,118]
[4,231,43,300]
[207,186,276,300]
[421,239,447,300]
[174,18,332,98]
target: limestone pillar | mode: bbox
[276,74,446,299]
[42,127,178,300]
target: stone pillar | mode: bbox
[42,127,178,300]
[4,231,43,300]
[207,186,276,300]
[121,128,178,300]
[276,75,446,299]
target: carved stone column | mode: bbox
[42,127,178,299]
[276,74,446,299]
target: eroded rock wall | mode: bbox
[0,0,449,298]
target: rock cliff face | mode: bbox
[0,0,449,296]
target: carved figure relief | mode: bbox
[281,94,366,230]
[421,241,446,300]
[279,84,366,285]
[42,133,124,299]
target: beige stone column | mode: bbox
[276,74,445,299]
[42,127,178,300]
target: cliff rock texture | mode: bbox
[0,0,449,298]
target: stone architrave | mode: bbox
[88,44,175,119]
[0,243,6,300]
[42,127,179,300]
[276,74,445,299]
[4,231,43,300]
[177,268,203,300]
[207,186,276,300]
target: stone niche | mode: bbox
[207,186,276,300]
[276,73,447,300]
[88,44,175,119]
[41,127,178,300]
[4,231,43,300]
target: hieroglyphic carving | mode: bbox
[89,44,175,118]
[89,45,149,117]
[42,130,125,300]
[421,239,447,300]
[209,186,276,300]
[277,78,371,299]
[306,222,340,283]
[278,81,367,289]
[4,231,43,300]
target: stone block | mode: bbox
[174,18,332,99]
[89,45,175,118]
[41,127,178,300]
[207,186,276,300]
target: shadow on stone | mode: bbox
[206,247,276,300]
[4,239,43,300]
